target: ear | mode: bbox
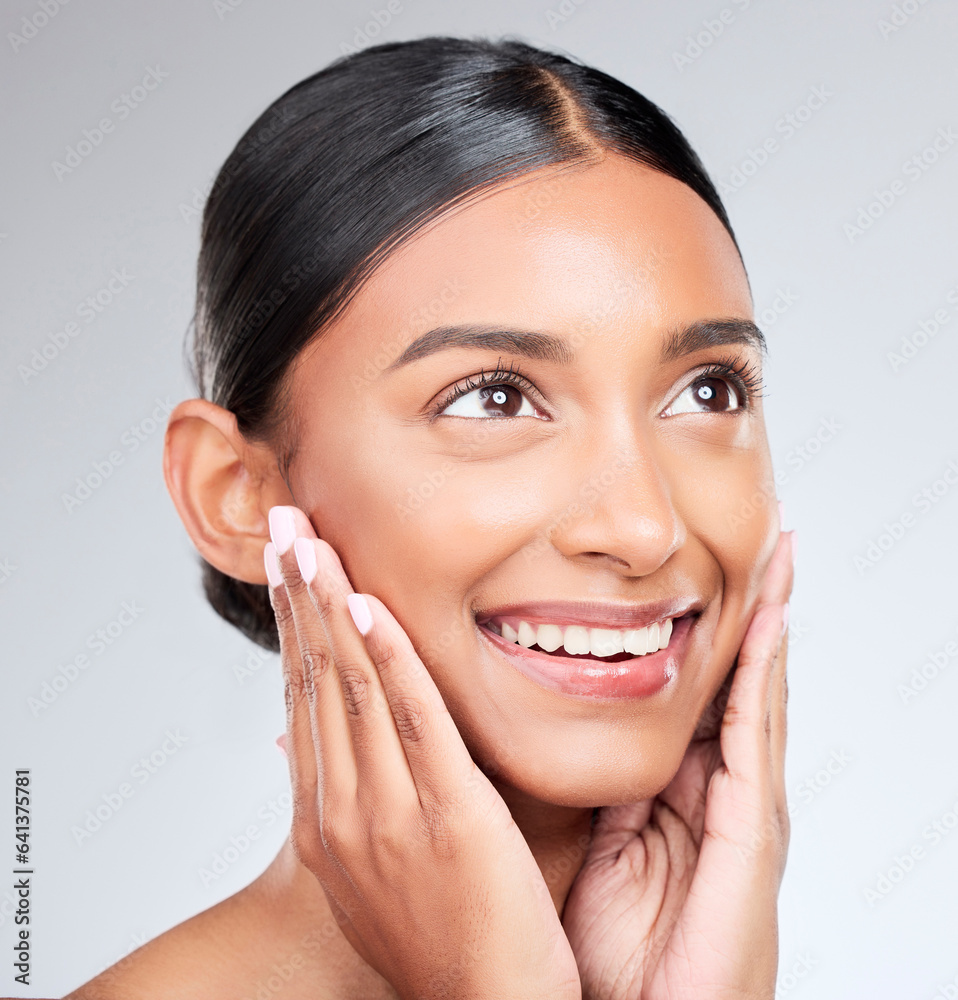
[162,398,293,584]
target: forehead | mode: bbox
[302,152,752,367]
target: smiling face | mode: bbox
[279,151,778,807]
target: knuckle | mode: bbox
[284,659,309,702]
[392,696,429,744]
[369,634,402,674]
[300,644,329,697]
[338,665,372,716]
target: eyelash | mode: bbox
[688,354,766,410]
[434,359,542,414]
[433,354,766,417]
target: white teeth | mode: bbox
[623,627,648,655]
[536,623,564,652]
[563,625,591,655]
[517,621,538,648]
[590,628,624,657]
[491,615,676,658]
[647,622,660,649]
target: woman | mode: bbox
[69,34,795,999]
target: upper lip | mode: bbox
[475,598,701,631]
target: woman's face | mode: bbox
[280,152,778,806]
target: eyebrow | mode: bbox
[382,317,765,373]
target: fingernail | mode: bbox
[347,593,373,636]
[268,506,297,555]
[781,603,790,638]
[275,733,287,759]
[264,542,282,588]
[789,530,797,568]
[778,500,785,527]
[293,537,317,585]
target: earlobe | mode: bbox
[162,399,293,584]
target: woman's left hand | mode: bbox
[561,529,795,1000]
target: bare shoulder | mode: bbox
[60,859,393,1000]
[62,882,283,999]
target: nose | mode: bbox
[544,428,685,577]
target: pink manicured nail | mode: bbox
[263,542,282,588]
[275,733,287,759]
[268,506,297,555]
[347,593,373,636]
[778,500,785,527]
[293,537,317,585]
[781,603,790,638]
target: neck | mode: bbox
[490,778,595,917]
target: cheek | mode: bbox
[297,420,544,646]
[675,440,779,688]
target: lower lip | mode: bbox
[476,614,695,700]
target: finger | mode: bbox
[356,592,490,808]
[295,536,415,807]
[584,800,656,863]
[720,530,792,788]
[769,623,789,820]
[264,540,320,849]
[269,506,358,800]
[768,532,795,815]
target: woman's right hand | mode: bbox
[263,505,582,1000]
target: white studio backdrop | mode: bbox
[1,1,956,996]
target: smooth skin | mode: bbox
[67,151,794,999]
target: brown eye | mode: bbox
[666,376,743,415]
[441,381,542,419]
[478,385,523,416]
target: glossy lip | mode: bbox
[476,610,698,701]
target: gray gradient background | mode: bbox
[1,0,956,996]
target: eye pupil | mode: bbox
[479,384,522,416]
[691,377,736,412]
